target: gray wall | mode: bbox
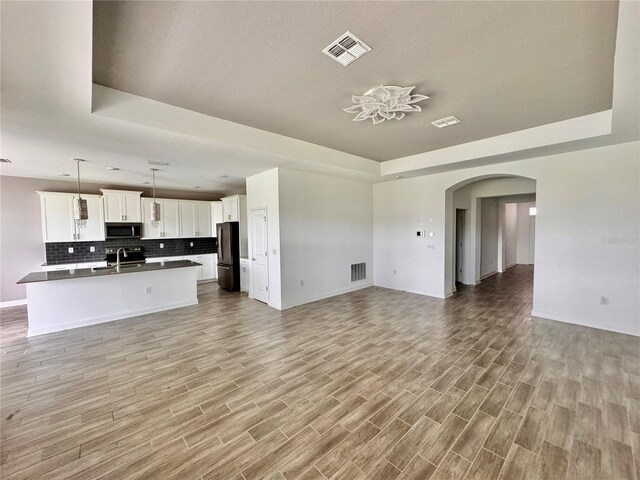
[0,175,221,303]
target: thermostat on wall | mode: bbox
[417,231,425,237]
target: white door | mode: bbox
[250,207,269,303]
[196,203,212,237]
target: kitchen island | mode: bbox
[18,260,200,336]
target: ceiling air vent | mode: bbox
[323,32,371,66]
[0,158,11,163]
[431,116,461,128]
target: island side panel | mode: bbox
[26,266,198,336]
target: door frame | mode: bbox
[248,206,269,303]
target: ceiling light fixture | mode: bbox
[323,31,371,66]
[147,160,169,167]
[58,173,70,177]
[344,86,429,124]
[150,168,161,227]
[106,166,120,171]
[220,175,229,179]
[73,158,88,229]
[431,116,461,128]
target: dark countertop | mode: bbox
[19,260,201,284]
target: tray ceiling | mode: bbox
[97,2,617,161]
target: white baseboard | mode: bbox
[27,299,199,337]
[0,299,27,308]
[531,310,640,337]
[372,283,446,300]
[504,262,516,270]
[480,271,498,280]
[280,282,374,310]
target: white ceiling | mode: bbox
[0,1,637,195]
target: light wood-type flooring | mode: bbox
[1,265,639,479]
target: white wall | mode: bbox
[247,168,374,310]
[516,202,536,265]
[374,141,640,336]
[278,169,373,308]
[480,198,499,277]
[504,203,518,267]
[246,169,282,310]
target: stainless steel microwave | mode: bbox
[105,223,142,240]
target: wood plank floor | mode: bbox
[1,265,639,479]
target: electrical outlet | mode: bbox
[160,243,164,249]
[89,246,95,253]
[68,247,74,254]
[190,242,194,247]
[600,296,609,305]
[427,244,435,249]
[300,280,304,287]
[145,286,151,294]
[272,249,277,255]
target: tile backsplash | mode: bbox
[45,237,217,265]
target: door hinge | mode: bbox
[265,286,268,291]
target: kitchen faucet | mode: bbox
[116,248,128,272]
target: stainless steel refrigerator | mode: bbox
[216,221,240,291]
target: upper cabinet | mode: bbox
[141,198,181,239]
[38,192,105,243]
[211,201,223,234]
[221,195,244,222]
[100,189,142,223]
[179,201,212,238]
[221,195,248,257]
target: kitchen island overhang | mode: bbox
[18,260,200,337]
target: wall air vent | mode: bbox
[351,263,366,282]
[431,116,461,128]
[323,32,371,66]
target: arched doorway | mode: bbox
[444,174,538,298]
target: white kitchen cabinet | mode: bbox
[42,263,77,272]
[183,254,216,282]
[38,192,105,243]
[240,258,250,293]
[41,261,107,272]
[73,195,105,241]
[100,189,142,223]
[146,256,184,264]
[211,201,223,234]
[220,195,248,257]
[39,193,74,242]
[221,195,245,222]
[141,199,181,239]
[179,201,212,238]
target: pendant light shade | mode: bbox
[150,168,160,227]
[73,158,88,228]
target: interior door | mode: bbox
[250,208,269,303]
[455,209,465,283]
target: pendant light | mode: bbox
[72,158,88,228]
[150,168,160,227]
